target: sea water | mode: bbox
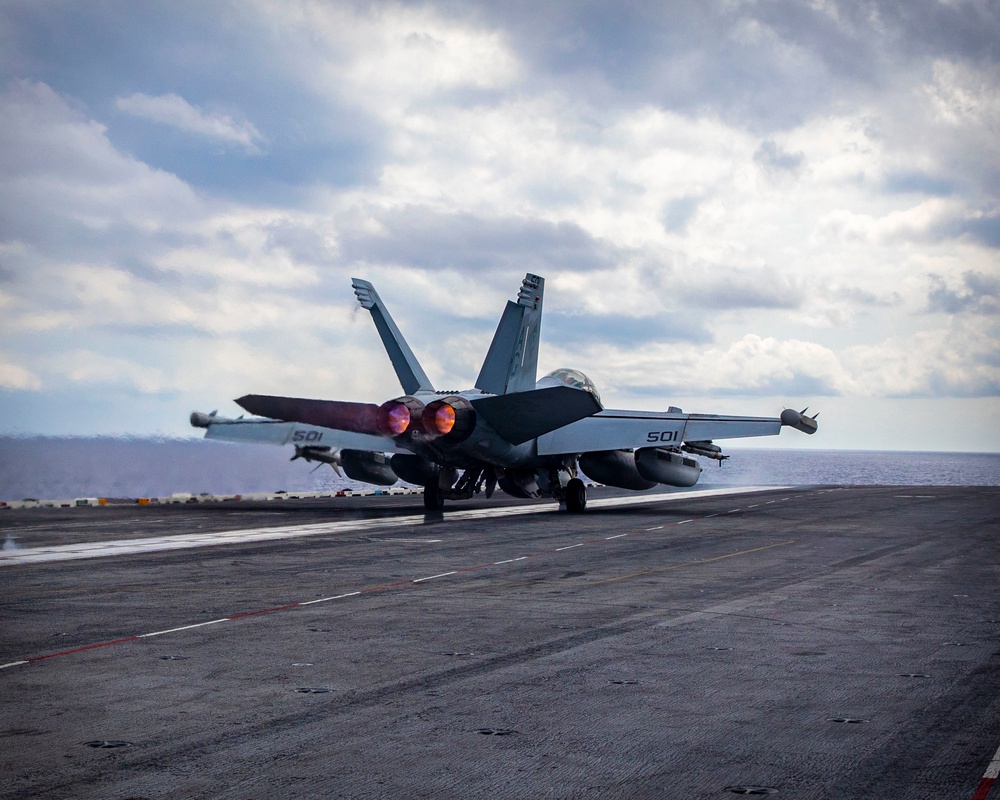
[1,437,997,502]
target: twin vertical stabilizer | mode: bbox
[352,273,544,397]
[351,278,435,395]
[475,274,544,395]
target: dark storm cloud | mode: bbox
[927,270,1000,315]
[339,207,623,273]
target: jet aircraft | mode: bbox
[192,274,817,512]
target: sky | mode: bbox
[0,0,998,452]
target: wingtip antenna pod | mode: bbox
[780,407,819,435]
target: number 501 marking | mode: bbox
[646,431,679,443]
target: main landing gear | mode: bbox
[423,468,588,513]
[565,478,587,513]
[423,480,445,512]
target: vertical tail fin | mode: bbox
[475,273,544,395]
[351,278,434,395]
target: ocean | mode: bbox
[1,437,997,503]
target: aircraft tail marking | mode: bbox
[475,273,544,396]
[352,278,434,395]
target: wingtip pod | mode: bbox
[190,410,216,428]
[780,407,819,435]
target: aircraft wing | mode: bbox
[536,409,784,456]
[191,412,400,452]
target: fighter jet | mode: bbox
[191,274,817,512]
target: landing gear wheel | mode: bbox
[423,481,445,512]
[565,478,587,513]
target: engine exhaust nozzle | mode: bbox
[377,397,426,437]
[421,396,476,442]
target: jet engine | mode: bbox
[376,396,426,437]
[340,449,397,486]
[422,396,476,442]
[579,450,657,491]
[634,447,702,487]
[190,411,216,428]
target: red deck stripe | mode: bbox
[27,637,142,663]
[972,777,994,800]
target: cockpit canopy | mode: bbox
[542,368,602,405]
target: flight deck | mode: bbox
[1,485,998,799]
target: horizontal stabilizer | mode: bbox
[471,386,602,445]
[236,394,381,436]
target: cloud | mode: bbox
[545,310,710,347]
[754,140,804,175]
[590,333,852,399]
[844,319,1000,397]
[0,81,202,250]
[882,171,954,197]
[43,349,169,394]
[927,270,1000,315]
[338,206,623,273]
[115,92,266,153]
[570,318,1000,402]
[956,209,1000,248]
[0,359,42,391]
[676,264,805,311]
[661,195,700,233]
[1,1,999,448]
